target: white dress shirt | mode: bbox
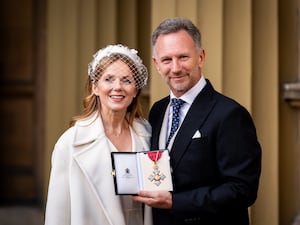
[165,76,207,148]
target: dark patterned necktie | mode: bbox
[166,98,185,147]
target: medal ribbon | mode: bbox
[147,151,162,162]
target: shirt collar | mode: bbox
[170,75,207,105]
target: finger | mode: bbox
[132,194,151,203]
[137,190,155,198]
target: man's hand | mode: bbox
[132,191,172,209]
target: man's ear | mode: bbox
[199,49,206,66]
[152,57,160,72]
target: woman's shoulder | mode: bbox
[133,117,152,137]
[55,126,76,148]
[55,112,99,147]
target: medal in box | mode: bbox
[111,149,173,195]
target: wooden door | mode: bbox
[0,0,45,205]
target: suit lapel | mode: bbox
[170,81,217,171]
[150,97,170,150]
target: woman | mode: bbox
[44,44,152,225]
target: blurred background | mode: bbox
[0,0,300,224]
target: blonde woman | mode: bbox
[44,44,152,225]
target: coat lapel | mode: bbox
[170,81,217,171]
[72,114,125,225]
[71,114,151,225]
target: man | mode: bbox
[133,17,261,225]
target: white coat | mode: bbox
[44,112,152,225]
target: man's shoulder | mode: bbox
[149,96,169,123]
[152,96,170,108]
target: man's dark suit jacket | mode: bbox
[149,80,261,225]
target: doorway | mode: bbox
[0,0,45,208]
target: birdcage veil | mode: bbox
[88,44,148,89]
